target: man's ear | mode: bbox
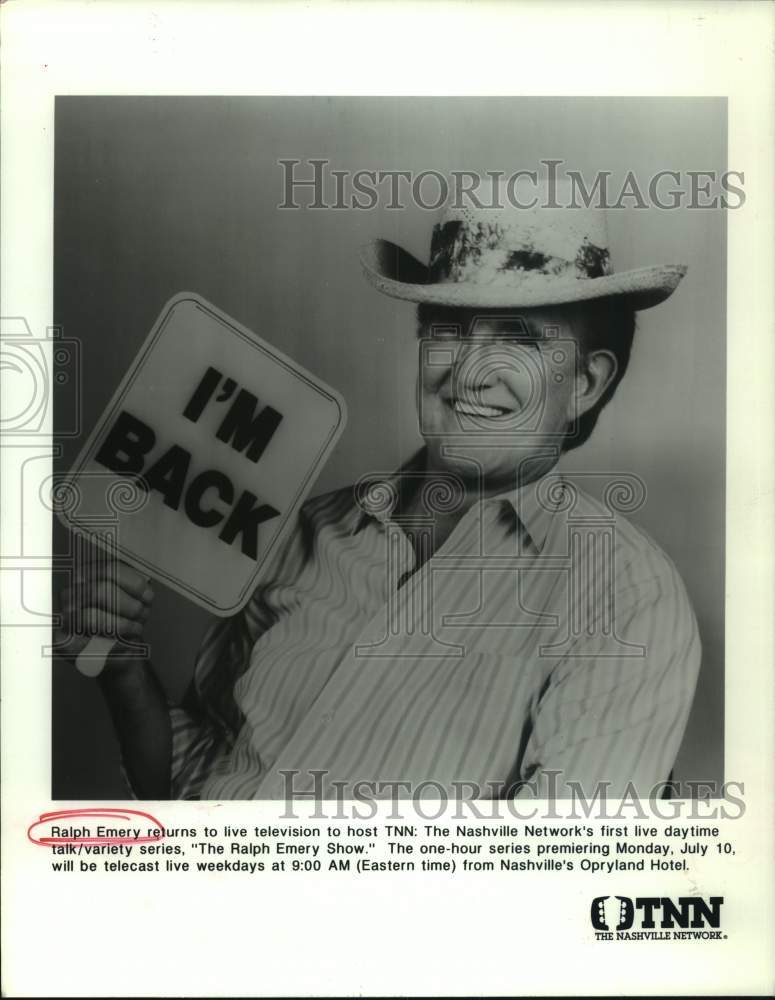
[569,349,618,420]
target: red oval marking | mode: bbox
[27,808,165,846]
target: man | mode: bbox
[61,184,701,802]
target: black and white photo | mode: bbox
[51,98,726,805]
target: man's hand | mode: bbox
[56,558,154,662]
[56,554,172,798]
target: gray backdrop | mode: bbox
[53,97,726,797]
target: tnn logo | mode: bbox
[591,896,723,931]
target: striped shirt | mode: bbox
[164,449,701,801]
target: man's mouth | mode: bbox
[448,398,514,419]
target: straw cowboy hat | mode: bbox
[360,174,687,311]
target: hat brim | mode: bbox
[360,239,687,311]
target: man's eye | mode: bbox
[491,334,542,349]
[429,324,460,340]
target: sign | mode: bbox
[59,292,346,615]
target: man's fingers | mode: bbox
[62,582,149,623]
[58,558,154,649]
[74,607,145,639]
[72,559,153,603]
[53,624,147,664]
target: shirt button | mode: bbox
[321,711,334,725]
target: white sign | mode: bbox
[59,292,346,615]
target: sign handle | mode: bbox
[75,635,116,678]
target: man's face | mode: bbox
[417,305,589,490]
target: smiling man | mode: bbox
[69,185,702,804]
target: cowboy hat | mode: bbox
[360,175,687,311]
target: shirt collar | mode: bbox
[352,447,558,553]
[493,473,556,553]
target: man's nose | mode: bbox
[450,338,501,388]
